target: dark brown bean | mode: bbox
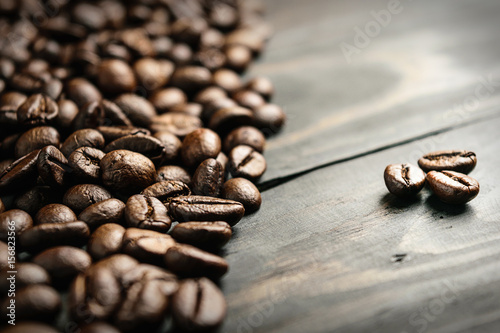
[170,66,212,93]
[384,163,426,197]
[20,221,90,253]
[232,90,266,111]
[170,221,232,250]
[149,87,187,113]
[97,59,137,95]
[192,158,224,197]
[222,178,262,214]
[65,77,102,108]
[193,86,227,105]
[133,58,174,92]
[181,128,221,168]
[156,165,192,186]
[0,209,33,241]
[1,284,61,322]
[17,93,59,126]
[209,106,254,134]
[14,126,60,159]
[125,194,171,232]
[223,126,266,153]
[36,204,77,225]
[427,170,480,204]
[37,145,71,188]
[150,112,202,137]
[0,263,51,293]
[0,150,41,194]
[253,103,286,134]
[68,147,106,183]
[61,129,105,157]
[14,186,60,216]
[114,94,157,128]
[169,195,245,225]
[78,198,126,229]
[104,134,167,165]
[213,69,243,93]
[88,223,126,260]
[97,125,151,143]
[165,244,228,278]
[228,145,267,181]
[152,131,182,162]
[122,228,176,264]
[141,180,191,203]
[33,246,92,283]
[245,76,274,101]
[55,98,79,130]
[63,184,113,213]
[1,322,61,333]
[418,150,477,174]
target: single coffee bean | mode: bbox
[169,195,245,225]
[165,243,228,279]
[72,100,106,130]
[201,97,237,123]
[212,69,243,94]
[232,90,266,111]
[14,126,60,159]
[17,93,59,126]
[192,158,224,197]
[156,165,192,185]
[0,209,33,241]
[97,59,137,95]
[133,58,174,92]
[226,29,265,54]
[104,134,167,165]
[1,322,61,333]
[125,194,171,232]
[97,125,151,143]
[78,198,126,229]
[170,66,212,93]
[181,128,221,168]
[88,223,126,260]
[0,150,41,194]
[170,102,204,118]
[172,278,226,332]
[141,180,191,203]
[223,126,266,153]
[33,246,92,283]
[0,263,50,293]
[150,112,203,137]
[65,77,102,108]
[68,147,106,183]
[37,145,72,188]
[20,221,90,253]
[14,186,60,215]
[193,86,227,105]
[384,163,426,197]
[152,131,182,162]
[36,203,77,225]
[114,93,157,128]
[61,129,105,157]
[228,145,267,181]
[170,221,232,250]
[170,17,207,46]
[245,76,274,101]
[149,87,187,113]
[209,106,254,134]
[253,103,286,134]
[426,170,480,204]
[55,98,79,130]
[63,184,113,213]
[122,228,176,264]
[101,150,156,194]
[168,42,193,65]
[100,99,133,127]
[222,178,262,214]
[418,150,477,174]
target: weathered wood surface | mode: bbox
[222,115,500,333]
[255,0,500,183]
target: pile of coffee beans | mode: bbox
[384,150,480,204]
[0,0,286,332]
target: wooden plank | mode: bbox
[252,0,500,183]
[220,114,500,333]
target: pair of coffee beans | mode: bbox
[384,150,480,204]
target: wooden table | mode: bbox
[220,1,500,332]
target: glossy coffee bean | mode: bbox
[55,99,79,130]
[169,195,245,225]
[37,145,71,188]
[36,203,77,225]
[72,101,105,131]
[193,86,227,105]
[150,112,202,137]
[2,322,61,333]
[152,131,182,162]
[97,125,151,143]
[63,184,112,213]
[14,186,59,215]
[104,134,167,165]
[114,94,157,128]
[0,209,33,241]
[209,106,254,134]
[88,223,126,260]
[125,194,171,232]
[141,180,191,203]
[122,228,176,264]
[222,178,262,214]
[213,69,242,93]
[20,221,90,253]
[229,145,267,181]
[170,66,212,93]
[418,150,477,174]
[165,244,228,278]
[172,278,226,332]
[253,103,286,134]
[65,77,102,108]
[0,262,50,293]
[181,128,221,168]
[170,221,232,250]
[226,29,265,54]
[100,99,133,127]
[224,44,252,73]
[61,129,105,157]
[1,284,61,322]
[156,165,192,185]
[97,59,137,95]
[427,170,480,204]
[17,93,58,126]
[68,147,106,183]
[78,198,126,229]
[223,126,266,153]
[101,150,156,194]
[245,76,274,101]
[233,90,266,111]
[133,58,173,92]
[150,87,187,113]
[170,102,204,118]
[33,246,92,283]
[192,158,224,197]
[0,150,40,194]
[201,97,237,122]
[14,126,60,159]
[384,163,426,197]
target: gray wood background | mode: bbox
[220,0,500,332]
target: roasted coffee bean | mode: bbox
[170,17,207,45]
[14,126,60,159]
[0,159,13,174]
[55,98,79,130]
[65,77,102,108]
[2,322,61,333]
[0,209,33,241]
[41,78,63,101]
[181,128,221,168]
[172,278,226,332]
[0,134,20,157]
[201,97,237,122]
[101,150,156,194]
[194,49,225,72]
[14,186,60,215]
[224,44,252,72]
[170,221,232,250]
[149,87,187,113]
[226,29,264,54]
[133,58,174,92]
[150,112,203,137]
[114,93,157,128]
[141,180,191,203]
[122,228,176,264]
[33,246,92,283]
[37,145,71,188]
[0,263,50,293]
[79,322,121,333]
[88,223,126,260]
[78,198,126,229]
[156,165,192,186]
[20,221,90,252]
[384,163,426,197]
[223,126,266,153]
[0,150,40,194]
[233,90,266,111]
[418,150,477,174]
[152,131,182,162]
[36,203,77,225]
[222,178,262,214]
[168,43,193,65]
[68,147,106,183]
[0,284,61,322]
[0,92,25,127]
[125,194,171,232]
[169,195,245,225]
[192,158,224,197]
[165,244,228,278]
[193,86,227,105]
[72,100,105,130]
[228,145,267,181]
[427,170,480,204]
[170,102,204,118]
[104,134,167,165]
[97,125,151,143]
[9,72,45,93]
[100,99,133,127]
[61,129,105,157]
[209,106,254,134]
[213,68,243,93]
[245,76,274,101]
[97,59,137,95]
[63,184,112,213]
[253,103,286,134]
[216,151,228,174]
[170,66,212,93]
[17,93,59,126]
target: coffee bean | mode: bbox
[1,322,61,333]
[170,221,232,250]
[125,194,171,232]
[114,93,157,128]
[17,93,59,126]
[418,150,477,174]
[20,221,90,253]
[222,178,262,214]
[88,223,126,260]
[149,87,187,113]
[61,129,105,157]
[1,284,61,322]
[194,49,225,72]
[36,203,77,225]
[223,126,266,153]
[14,126,60,159]
[97,59,137,95]
[201,97,237,123]
[122,228,176,264]
[213,68,243,93]
[253,103,286,134]
[14,186,60,215]
[193,86,227,105]
[97,125,151,144]
[170,102,204,118]
[0,209,33,241]
[384,163,426,197]
[78,198,126,229]
[65,77,102,108]
[152,131,182,162]
[171,17,208,46]
[169,195,245,225]
[0,149,40,194]
[0,263,50,293]
[141,180,191,203]
[63,184,113,213]
[72,100,105,130]
[427,170,480,204]
[100,99,133,127]
[181,128,221,168]
[170,66,212,93]
[55,98,79,130]
[168,42,193,65]
[133,58,174,92]
[192,158,224,197]
[224,45,252,73]
[37,145,72,188]
[172,278,226,332]
[101,150,156,194]
[151,112,203,137]
[209,106,254,134]
[228,145,267,181]
[68,147,106,183]
[156,165,192,185]
[245,76,274,101]
[165,243,228,278]
[33,246,92,283]
[104,134,167,165]
[233,90,266,111]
